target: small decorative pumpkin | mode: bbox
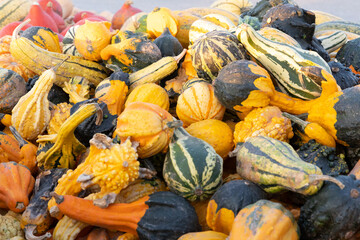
[146,7,179,38]
[51,191,201,240]
[114,102,181,158]
[176,82,226,127]
[206,180,267,235]
[74,20,113,61]
[228,200,300,240]
[47,134,142,219]
[211,0,252,15]
[0,68,27,114]
[111,0,142,30]
[233,106,294,144]
[182,77,208,91]
[173,11,200,48]
[190,30,247,81]
[186,119,234,159]
[0,162,35,213]
[125,83,170,111]
[100,37,162,73]
[21,26,62,53]
[153,28,183,57]
[178,231,228,240]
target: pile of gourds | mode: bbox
[1,0,360,239]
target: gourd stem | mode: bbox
[12,19,31,41]
[9,126,28,147]
[228,143,243,158]
[282,112,309,131]
[166,120,183,129]
[308,174,345,189]
[175,49,187,63]
[24,225,52,240]
[51,56,70,72]
[51,192,65,204]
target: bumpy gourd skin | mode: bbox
[298,175,360,240]
[234,106,294,144]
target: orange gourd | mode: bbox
[25,2,59,33]
[178,231,228,240]
[0,162,35,213]
[111,0,142,30]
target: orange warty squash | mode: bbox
[0,162,35,213]
[74,20,113,61]
[176,82,226,127]
[114,102,181,158]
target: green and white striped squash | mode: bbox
[189,14,235,45]
[62,25,82,57]
[236,23,332,100]
[163,126,223,201]
[0,0,32,29]
[190,30,247,81]
[318,30,348,54]
[235,136,327,196]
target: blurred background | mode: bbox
[72,0,359,22]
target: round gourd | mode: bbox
[182,77,208,91]
[62,25,82,57]
[190,30,247,81]
[228,200,300,240]
[0,69,26,114]
[153,28,183,57]
[178,231,228,240]
[176,82,226,127]
[125,83,169,111]
[210,0,252,15]
[146,7,178,38]
[21,26,62,53]
[336,38,360,75]
[206,180,267,235]
[74,20,113,61]
[329,61,360,90]
[189,14,235,45]
[186,119,234,159]
[174,11,200,48]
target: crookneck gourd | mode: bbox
[236,23,332,100]
[36,102,103,170]
[114,102,182,158]
[11,59,65,140]
[233,106,293,144]
[51,191,201,240]
[212,59,340,116]
[206,180,267,235]
[48,133,154,219]
[228,199,300,240]
[235,136,345,195]
[21,168,67,238]
[0,162,35,213]
[163,125,223,201]
[298,175,360,240]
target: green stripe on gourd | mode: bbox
[315,21,360,35]
[62,26,82,57]
[163,127,223,201]
[0,0,31,29]
[236,23,332,100]
[318,30,347,53]
[235,136,327,195]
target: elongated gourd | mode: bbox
[10,20,110,87]
[235,136,344,195]
[236,23,332,100]
[128,49,186,91]
[11,58,64,140]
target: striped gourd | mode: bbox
[182,77,209,91]
[236,24,332,100]
[315,21,360,35]
[189,14,235,45]
[163,126,223,201]
[312,10,343,25]
[62,25,82,57]
[0,0,32,29]
[235,136,344,195]
[191,30,247,81]
[210,0,252,15]
[318,30,347,54]
[257,27,301,48]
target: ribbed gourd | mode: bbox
[176,82,226,127]
[163,126,223,201]
[191,30,247,81]
[11,61,64,140]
